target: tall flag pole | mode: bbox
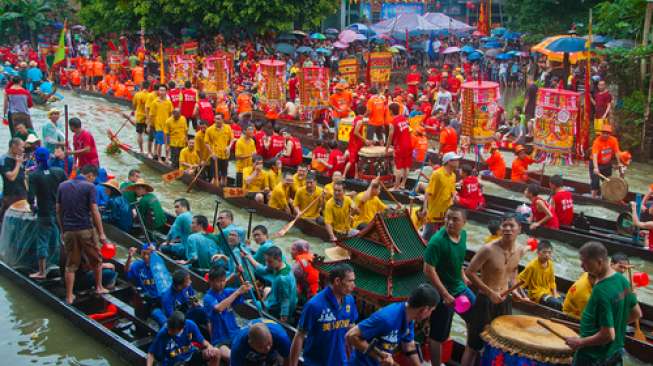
[159,41,165,84]
[580,9,593,158]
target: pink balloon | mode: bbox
[454,295,471,314]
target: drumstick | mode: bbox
[549,318,580,330]
[500,280,524,298]
[537,319,568,341]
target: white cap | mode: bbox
[442,152,461,164]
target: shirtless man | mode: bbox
[462,213,527,365]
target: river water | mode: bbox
[0,89,649,365]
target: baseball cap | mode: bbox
[442,152,461,164]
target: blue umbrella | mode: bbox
[481,36,498,42]
[491,27,507,36]
[325,28,339,34]
[546,37,587,53]
[506,50,521,56]
[495,53,513,60]
[483,41,503,49]
[461,45,475,53]
[297,46,313,53]
[310,33,326,40]
[468,51,483,61]
[348,23,369,32]
[316,47,332,55]
[503,32,521,41]
[275,43,295,54]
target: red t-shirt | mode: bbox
[532,197,559,229]
[594,91,612,118]
[168,88,182,109]
[392,115,412,156]
[458,176,485,209]
[348,116,364,154]
[254,130,267,157]
[552,190,574,226]
[311,146,329,172]
[327,149,346,176]
[73,129,99,167]
[269,134,286,158]
[180,89,197,118]
[288,77,299,101]
[197,98,214,123]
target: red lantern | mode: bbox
[527,237,539,252]
[466,1,475,10]
[100,242,117,260]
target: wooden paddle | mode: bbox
[537,319,568,341]
[272,193,323,239]
[380,181,404,209]
[627,267,647,341]
[162,170,184,183]
[186,165,207,193]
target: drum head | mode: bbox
[481,315,576,364]
[601,177,628,202]
[359,146,392,157]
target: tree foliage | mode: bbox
[594,0,646,40]
[78,0,339,37]
[0,0,71,43]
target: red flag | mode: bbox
[107,40,117,52]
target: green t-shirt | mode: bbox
[137,193,166,230]
[576,272,637,361]
[120,181,137,204]
[423,227,467,296]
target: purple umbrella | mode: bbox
[339,30,358,43]
[334,41,350,49]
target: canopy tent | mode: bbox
[370,13,467,37]
[422,12,474,32]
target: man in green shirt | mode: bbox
[423,207,474,366]
[125,180,166,232]
[565,241,642,365]
[120,169,141,204]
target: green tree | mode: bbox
[594,0,646,39]
[0,0,57,44]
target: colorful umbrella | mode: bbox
[467,51,483,61]
[546,37,587,53]
[484,48,501,57]
[310,33,326,40]
[531,35,591,64]
[461,45,476,53]
[495,53,513,60]
[348,23,370,32]
[316,47,332,55]
[483,41,502,49]
[354,33,368,41]
[339,30,358,43]
[325,28,339,34]
[275,43,295,54]
[605,39,636,49]
[297,46,313,53]
[291,30,307,37]
[333,41,349,49]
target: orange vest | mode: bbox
[295,252,319,298]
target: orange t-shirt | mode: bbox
[411,134,428,163]
[93,61,104,77]
[591,136,620,166]
[439,126,458,154]
[366,96,387,126]
[486,150,506,179]
[71,70,81,86]
[511,156,534,182]
[236,93,253,114]
[216,102,231,122]
[84,60,94,77]
[131,66,144,85]
[329,92,352,118]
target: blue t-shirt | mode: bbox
[230,319,291,366]
[203,288,243,345]
[148,319,204,366]
[167,211,193,246]
[298,286,358,366]
[127,259,159,298]
[161,285,198,317]
[350,302,414,366]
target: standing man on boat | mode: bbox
[424,207,475,366]
[125,244,167,326]
[462,213,527,365]
[590,125,622,199]
[148,84,173,162]
[180,80,198,130]
[56,164,109,304]
[126,180,166,233]
[235,125,258,187]
[160,198,193,259]
[565,241,641,366]
[422,152,459,241]
[549,174,574,227]
[345,284,439,366]
[164,108,188,169]
[0,138,27,223]
[230,319,292,366]
[510,145,535,183]
[386,102,413,190]
[41,109,65,154]
[131,80,150,153]
[289,263,358,366]
[68,117,100,168]
[27,147,66,279]
[205,114,234,187]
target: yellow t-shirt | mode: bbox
[204,124,233,160]
[484,234,501,244]
[294,186,323,219]
[266,169,282,189]
[269,182,291,211]
[425,167,456,222]
[563,272,593,319]
[235,137,256,173]
[164,116,188,147]
[324,182,334,200]
[243,167,269,192]
[144,91,158,123]
[132,90,149,123]
[353,191,387,228]
[149,98,173,131]
[517,258,556,303]
[194,129,210,162]
[324,196,353,234]
[178,147,199,171]
[293,173,306,194]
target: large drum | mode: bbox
[357,146,394,183]
[481,315,577,365]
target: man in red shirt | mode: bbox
[406,65,421,97]
[343,105,369,179]
[288,72,299,102]
[194,92,214,126]
[167,81,181,109]
[386,102,413,190]
[265,125,286,159]
[252,121,268,159]
[525,183,559,230]
[69,117,99,167]
[549,174,574,226]
[591,80,612,129]
[455,165,485,209]
[180,81,198,130]
[325,140,346,177]
[280,129,303,167]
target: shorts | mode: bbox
[216,158,228,178]
[466,292,512,351]
[185,349,206,366]
[154,131,165,145]
[77,268,117,291]
[36,216,60,260]
[572,350,623,366]
[63,228,101,273]
[394,152,413,170]
[429,287,476,342]
[148,127,155,141]
[589,160,612,191]
[135,123,147,134]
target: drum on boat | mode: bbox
[481,315,577,365]
[357,146,394,183]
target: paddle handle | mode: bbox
[537,319,568,341]
[500,280,524,298]
[64,104,69,176]
[186,165,207,193]
[380,181,403,209]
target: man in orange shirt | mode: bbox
[329,83,353,131]
[83,57,94,90]
[590,125,622,198]
[439,119,458,155]
[131,61,145,88]
[214,91,231,123]
[365,88,387,143]
[236,90,253,122]
[92,56,104,91]
[483,142,506,179]
[511,145,535,183]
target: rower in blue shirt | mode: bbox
[125,244,168,326]
[242,246,297,322]
[183,215,220,272]
[345,284,440,366]
[289,263,358,366]
[230,318,291,366]
[147,311,220,366]
[161,269,204,325]
[160,198,193,259]
[251,225,276,263]
[203,266,252,364]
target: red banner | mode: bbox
[338,58,359,87]
[259,60,286,105]
[460,81,500,145]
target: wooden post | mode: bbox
[643,1,653,158]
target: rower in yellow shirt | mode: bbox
[516,240,563,310]
[352,177,387,229]
[193,120,210,164]
[148,85,173,162]
[324,181,358,241]
[293,173,324,221]
[293,164,308,195]
[144,84,159,156]
[562,272,596,319]
[235,125,257,187]
[131,80,150,153]
[243,156,270,204]
[164,109,188,169]
[323,171,344,201]
[266,158,283,189]
[269,173,294,214]
[422,152,459,241]
[204,114,234,187]
[178,138,200,174]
